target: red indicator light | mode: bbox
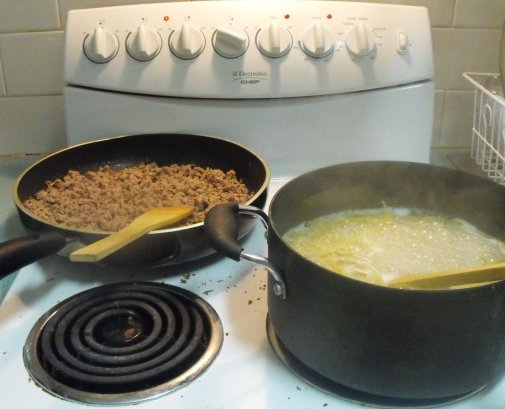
[284,14,290,19]
[327,14,333,19]
[163,16,169,21]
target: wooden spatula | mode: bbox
[70,205,195,262]
[388,261,505,289]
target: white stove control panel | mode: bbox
[64,0,433,98]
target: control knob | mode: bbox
[169,22,205,59]
[126,24,162,61]
[300,21,334,58]
[256,21,292,58]
[345,23,376,57]
[212,27,249,58]
[83,26,119,63]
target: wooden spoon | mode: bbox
[388,261,505,289]
[69,205,195,263]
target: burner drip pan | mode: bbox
[23,282,223,405]
[266,316,484,408]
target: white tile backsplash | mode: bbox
[0,96,65,154]
[454,0,505,29]
[0,0,59,33]
[0,32,64,96]
[433,28,501,90]
[0,55,6,97]
[0,0,502,154]
[439,90,475,147]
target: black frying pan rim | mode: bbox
[13,133,270,237]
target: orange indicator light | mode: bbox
[163,16,169,21]
[284,14,290,19]
[327,14,333,19]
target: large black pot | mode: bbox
[205,161,505,404]
[0,133,268,278]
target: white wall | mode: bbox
[0,0,504,154]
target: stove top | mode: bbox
[1,185,505,409]
[1,226,333,409]
[23,281,223,405]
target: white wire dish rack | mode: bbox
[464,72,505,184]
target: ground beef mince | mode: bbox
[23,163,254,232]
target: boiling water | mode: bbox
[283,208,505,285]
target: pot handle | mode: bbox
[205,203,286,298]
[0,231,67,279]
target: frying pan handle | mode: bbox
[205,203,286,298]
[0,231,66,279]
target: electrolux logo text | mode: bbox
[232,70,268,85]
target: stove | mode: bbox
[2,1,504,408]
[62,0,435,177]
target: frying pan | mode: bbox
[0,133,269,278]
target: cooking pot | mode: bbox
[0,133,268,278]
[204,161,505,402]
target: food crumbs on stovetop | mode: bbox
[180,273,191,284]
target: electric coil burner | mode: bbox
[23,282,223,405]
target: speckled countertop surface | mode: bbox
[0,151,485,305]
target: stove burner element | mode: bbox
[23,282,223,405]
